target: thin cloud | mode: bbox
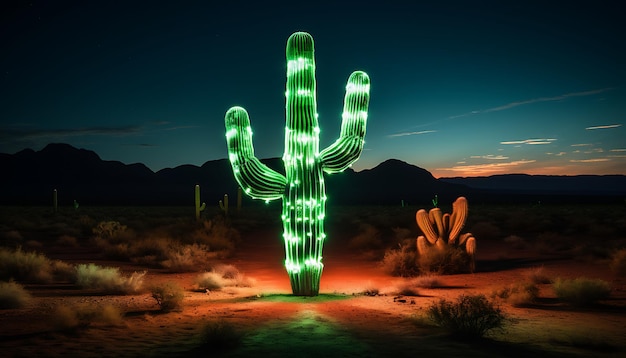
[570,158,610,163]
[571,143,592,147]
[436,159,536,174]
[501,138,556,145]
[449,88,611,119]
[610,148,626,152]
[387,130,437,138]
[585,124,622,130]
[164,125,201,131]
[476,155,509,160]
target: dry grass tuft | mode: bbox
[51,304,124,331]
[150,281,185,312]
[0,280,32,309]
[75,263,145,294]
[553,277,611,307]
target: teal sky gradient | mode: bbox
[1,1,624,177]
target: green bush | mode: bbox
[553,277,611,306]
[75,263,145,294]
[427,294,505,338]
[151,281,185,312]
[0,280,32,309]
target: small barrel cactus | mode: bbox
[416,196,476,272]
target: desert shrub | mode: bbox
[0,247,54,283]
[198,319,243,351]
[75,263,145,294]
[190,219,239,255]
[427,294,505,338]
[492,282,539,307]
[609,248,626,276]
[92,221,136,243]
[380,240,418,277]
[0,280,32,309]
[151,281,185,312]
[194,265,255,291]
[417,245,471,275]
[51,304,123,331]
[396,283,420,296]
[552,277,611,306]
[524,266,553,284]
[195,272,226,291]
[161,243,214,273]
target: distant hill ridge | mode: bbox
[1,143,624,205]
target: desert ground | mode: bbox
[0,203,625,357]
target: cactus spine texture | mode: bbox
[195,184,206,221]
[416,196,476,272]
[224,32,370,296]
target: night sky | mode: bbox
[1,1,624,177]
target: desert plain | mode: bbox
[0,203,625,357]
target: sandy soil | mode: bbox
[1,228,625,358]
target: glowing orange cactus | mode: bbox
[416,196,476,272]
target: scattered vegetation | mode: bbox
[0,247,74,283]
[524,266,553,284]
[492,281,539,307]
[0,280,32,309]
[150,281,185,312]
[552,277,611,306]
[380,240,418,277]
[395,283,420,296]
[51,304,124,331]
[417,245,472,275]
[75,263,145,294]
[427,294,505,338]
[194,264,255,291]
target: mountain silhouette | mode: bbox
[1,143,624,206]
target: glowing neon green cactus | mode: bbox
[195,184,206,221]
[224,32,370,296]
